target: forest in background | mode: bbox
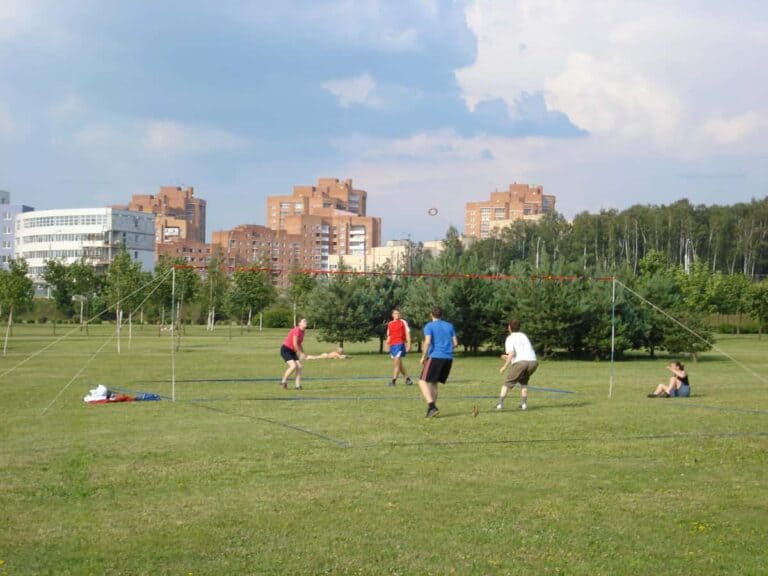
[462,196,768,278]
[2,196,768,360]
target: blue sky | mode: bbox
[1,1,767,242]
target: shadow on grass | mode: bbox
[670,402,768,415]
[437,400,591,418]
[365,430,768,449]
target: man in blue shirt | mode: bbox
[418,306,458,418]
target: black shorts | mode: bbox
[421,357,453,384]
[280,345,299,362]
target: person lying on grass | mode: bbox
[305,347,348,360]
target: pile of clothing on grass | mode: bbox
[83,384,161,404]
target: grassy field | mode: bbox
[0,324,766,575]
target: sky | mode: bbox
[1,0,767,243]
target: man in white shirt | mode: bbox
[496,319,538,411]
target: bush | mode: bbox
[718,323,737,334]
[263,307,293,328]
[717,321,760,334]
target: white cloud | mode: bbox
[0,0,37,40]
[336,130,549,238]
[0,0,81,48]
[72,119,249,158]
[299,1,422,51]
[334,128,516,165]
[700,112,767,146]
[49,93,83,122]
[142,120,249,157]
[232,0,458,52]
[0,102,15,138]
[336,123,768,242]
[456,0,768,153]
[73,123,116,149]
[323,73,380,109]
[545,52,683,143]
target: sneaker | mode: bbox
[295,385,302,390]
[495,403,503,411]
[425,406,440,418]
[405,377,413,386]
[388,379,396,387]
[520,402,527,411]
[647,393,657,398]
[280,381,288,389]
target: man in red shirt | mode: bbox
[386,308,413,387]
[280,318,308,390]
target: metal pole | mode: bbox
[609,277,616,398]
[171,267,176,402]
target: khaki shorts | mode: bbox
[505,360,538,386]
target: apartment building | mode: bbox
[264,178,380,269]
[156,239,213,268]
[120,186,206,244]
[211,224,313,272]
[327,239,445,273]
[0,190,34,269]
[266,177,368,230]
[465,183,556,239]
[212,178,381,280]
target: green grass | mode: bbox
[0,325,766,575]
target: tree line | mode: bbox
[305,237,767,360]
[471,197,768,277]
[1,195,767,358]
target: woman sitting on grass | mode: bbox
[648,361,691,398]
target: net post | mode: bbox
[171,266,176,402]
[609,276,616,399]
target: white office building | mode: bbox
[15,208,156,280]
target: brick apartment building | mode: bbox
[155,239,214,268]
[115,186,210,267]
[119,179,381,280]
[215,178,381,275]
[465,183,556,239]
[120,186,206,244]
[266,177,380,265]
[210,225,306,272]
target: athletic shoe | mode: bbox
[280,381,288,389]
[495,403,503,410]
[426,406,440,418]
[520,402,527,411]
[405,377,413,386]
[647,393,657,398]
[295,385,302,390]
[388,379,396,387]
